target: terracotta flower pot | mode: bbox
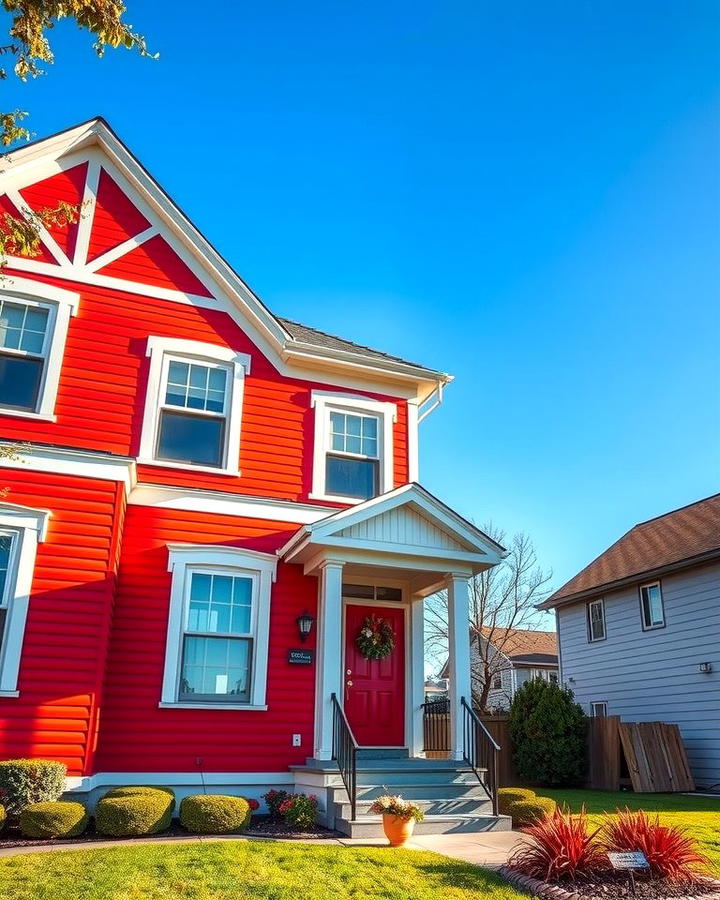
[382,813,416,847]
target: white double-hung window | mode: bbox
[311,391,397,502]
[140,337,251,475]
[0,278,79,420]
[161,545,277,709]
[0,504,50,697]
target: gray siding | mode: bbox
[557,561,720,788]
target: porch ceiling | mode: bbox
[279,483,506,592]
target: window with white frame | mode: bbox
[310,391,397,502]
[0,279,79,419]
[140,337,251,475]
[590,701,608,717]
[548,671,559,684]
[639,581,665,630]
[492,673,502,690]
[0,504,50,696]
[587,598,606,642]
[161,545,277,709]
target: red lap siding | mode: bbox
[0,471,124,776]
[95,505,318,774]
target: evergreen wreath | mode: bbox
[356,614,395,660]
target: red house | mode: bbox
[0,120,508,835]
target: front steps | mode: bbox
[291,755,511,838]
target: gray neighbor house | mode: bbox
[540,493,720,790]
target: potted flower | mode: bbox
[369,795,424,847]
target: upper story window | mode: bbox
[0,278,79,421]
[639,581,665,630]
[310,391,397,503]
[139,337,251,476]
[0,503,50,697]
[161,545,277,710]
[586,598,606,642]
[492,673,502,690]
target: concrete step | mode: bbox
[355,748,410,760]
[329,781,493,803]
[334,796,494,820]
[335,813,512,838]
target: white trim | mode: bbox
[85,225,159,273]
[161,544,277,709]
[586,597,606,643]
[158,702,268,711]
[0,276,80,419]
[407,400,419,482]
[128,483,332,524]
[639,580,665,630]
[0,443,135,493]
[72,158,101,267]
[65,771,291,793]
[410,593,425,756]
[4,188,69,265]
[0,503,51,694]
[139,336,251,477]
[310,390,397,503]
[314,560,345,759]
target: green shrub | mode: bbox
[104,786,175,801]
[0,759,67,817]
[0,803,5,833]
[262,789,290,818]
[509,796,557,826]
[95,788,174,837]
[180,794,251,834]
[19,801,89,839]
[509,679,587,786]
[279,793,319,829]
[498,787,536,816]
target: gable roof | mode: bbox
[479,626,558,661]
[0,118,450,400]
[541,493,720,608]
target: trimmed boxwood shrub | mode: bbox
[19,801,89,839]
[180,794,251,834]
[104,786,175,801]
[95,787,174,837]
[509,679,587,786]
[0,759,66,818]
[508,796,557,826]
[498,787,536,816]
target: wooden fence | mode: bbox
[424,707,694,792]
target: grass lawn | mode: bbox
[543,789,720,875]
[0,840,528,900]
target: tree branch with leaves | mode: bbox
[425,525,553,712]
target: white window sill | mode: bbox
[138,458,241,478]
[0,690,20,698]
[309,492,368,505]
[0,408,56,422]
[158,701,267,711]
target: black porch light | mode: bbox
[296,610,315,643]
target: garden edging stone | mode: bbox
[498,866,720,900]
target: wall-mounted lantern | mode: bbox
[296,610,315,643]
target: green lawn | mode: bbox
[0,841,527,900]
[543,789,720,875]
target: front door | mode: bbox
[344,603,405,746]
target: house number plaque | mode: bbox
[288,649,314,665]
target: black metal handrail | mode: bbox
[461,696,500,815]
[421,698,450,753]
[331,693,358,821]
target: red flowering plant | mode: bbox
[245,798,260,812]
[508,805,608,882]
[262,789,290,818]
[601,808,711,883]
[278,793,319,829]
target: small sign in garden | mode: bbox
[607,851,650,870]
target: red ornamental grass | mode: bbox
[508,806,608,881]
[601,808,710,882]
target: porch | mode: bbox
[280,483,511,835]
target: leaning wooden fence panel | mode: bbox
[587,715,621,790]
[618,722,695,793]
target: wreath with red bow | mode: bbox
[356,614,395,660]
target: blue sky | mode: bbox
[6,1,719,600]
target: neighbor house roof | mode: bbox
[540,493,720,609]
[479,626,558,662]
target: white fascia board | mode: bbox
[128,484,332,525]
[0,443,136,493]
[316,535,495,566]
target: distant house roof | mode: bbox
[438,627,558,678]
[541,493,720,609]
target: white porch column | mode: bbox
[410,593,426,758]
[313,560,344,760]
[447,573,472,760]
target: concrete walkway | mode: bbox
[0,829,530,868]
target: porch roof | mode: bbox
[279,483,506,591]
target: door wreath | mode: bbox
[356,614,395,660]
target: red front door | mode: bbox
[344,604,405,746]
